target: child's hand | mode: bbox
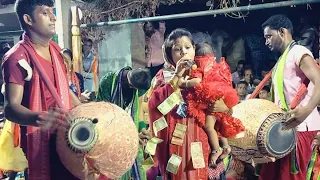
[177,78,187,88]
[139,128,152,145]
[208,98,229,113]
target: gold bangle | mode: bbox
[169,79,179,90]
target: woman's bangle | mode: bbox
[168,79,179,90]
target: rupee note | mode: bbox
[150,137,163,144]
[153,116,168,136]
[157,92,181,115]
[171,136,184,146]
[145,137,163,155]
[166,154,182,174]
[173,129,186,139]
[172,123,187,139]
[190,142,206,169]
[142,155,155,171]
[175,123,187,132]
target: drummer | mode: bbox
[259,14,320,180]
[2,0,82,179]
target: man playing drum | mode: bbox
[259,14,320,180]
[2,0,82,179]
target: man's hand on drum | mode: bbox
[36,107,68,131]
[208,98,229,113]
[283,106,313,130]
[139,128,152,146]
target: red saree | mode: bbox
[148,70,210,180]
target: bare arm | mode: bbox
[179,78,202,88]
[4,83,39,126]
[70,89,81,107]
[299,54,320,110]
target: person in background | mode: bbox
[258,86,271,100]
[296,15,319,59]
[96,67,152,180]
[143,21,166,77]
[62,48,90,103]
[260,65,272,86]
[236,81,249,102]
[0,43,10,106]
[2,43,11,54]
[232,60,245,84]
[241,67,255,93]
[260,66,270,79]
[82,38,98,96]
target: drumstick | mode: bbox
[290,78,309,109]
[249,69,309,110]
[249,70,272,99]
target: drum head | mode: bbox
[257,113,297,158]
[67,117,99,153]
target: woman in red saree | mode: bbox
[148,29,231,180]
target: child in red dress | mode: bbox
[179,43,245,166]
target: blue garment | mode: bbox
[83,52,94,72]
[75,72,84,93]
[69,72,84,95]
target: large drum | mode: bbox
[229,99,297,164]
[56,102,139,179]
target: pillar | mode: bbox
[55,0,71,49]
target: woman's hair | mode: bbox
[164,28,194,65]
[195,42,214,56]
[129,68,152,90]
[143,21,159,31]
[62,48,73,60]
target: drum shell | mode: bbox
[228,99,295,164]
[56,102,139,179]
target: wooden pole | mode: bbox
[71,6,83,74]
[80,0,320,28]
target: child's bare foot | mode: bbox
[220,145,231,159]
[209,147,223,168]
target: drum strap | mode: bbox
[249,42,318,110]
[272,41,296,110]
[306,147,319,180]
